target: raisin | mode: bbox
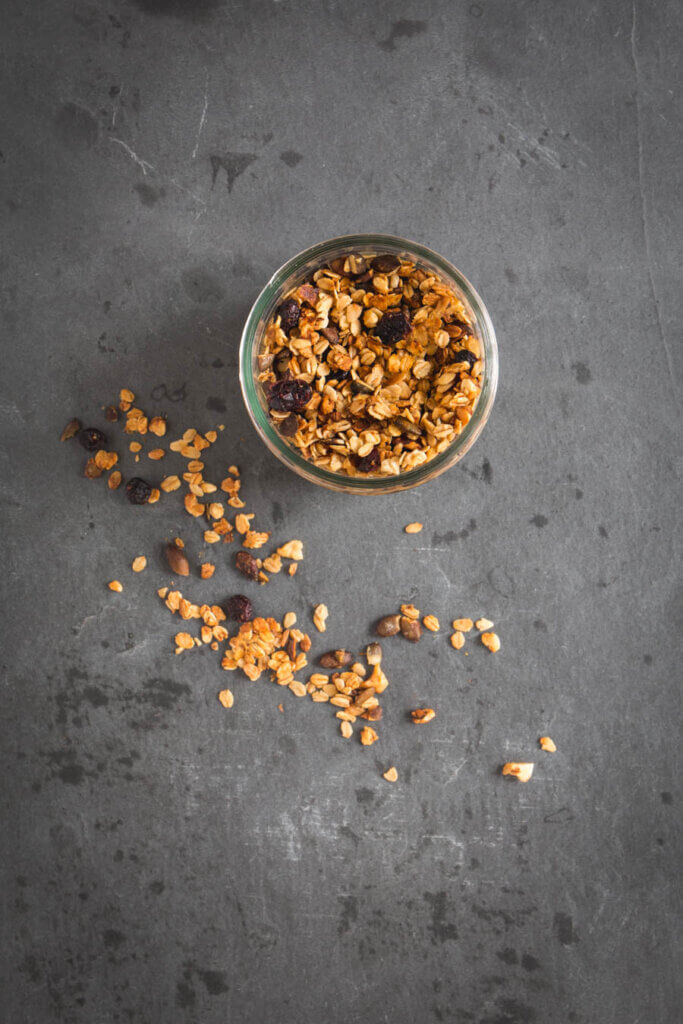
[371,254,400,274]
[354,447,380,473]
[277,298,301,335]
[279,414,299,437]
[320,326,339,345]
[125,477,152,504]
[60,418,82,441]
[375,310,411,346]
[268,379,312,413]
[274,349,292,377]
[235,550,260,581]
[104,405,119,422]
[224,594,253,622]
[454,348,476,370]
[78,428,107,451]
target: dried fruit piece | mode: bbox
[366,643,382,665]
[78,428,107,451]
[165,542,190,576]
[200,563,215,579]
[502,762,534,782]
[104,405,119,422]
[131,556,147,572]
[218,688,235,708]
[235,550,260,581]
[362,706,383,722]
[354,447,380,473]
[450,631,465,650]
[481,631,500,653]
[376,615,400,637]
[375,309,411,345]
[423,615,440,632]
[404,522,423,534]
[539,737,557,753]
[108,470,122,490]
[452,618,473,631]
[277,298,301,335]
[400,617,422,642]
[410,708,435,724]
[84,458,102,478]
[475,618,494,631]
[313,604,328,632]
[125,477,152,505]
[371,254,400,274]
[108,580,123,592]
[224,594,253,623]
[319,650,353,669]
[279,413,299,437]
[383,766,398,782]
[60,418,81,441]
[268,379,313,413]
[360,726,379,746]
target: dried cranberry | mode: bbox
[268,379,312,412]
[78,428,107,451]
[354,447,380,473]
[279,414,299,437]
[235,550,260,581]
[375,310,411,346]
[277,298,301,335]
[326,369,351,383]
[450,317,472,333]
[371,254,400,274]
[125,477,152,505]
[224,594,253,622]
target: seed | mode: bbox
[108,470,122,490]
[400,617,422,642]
[475,618,494,631]
[60,418,81,441]
[423,615,440,632]
[235,550,260,581]
[283,611,297,628]
[108,580,123,592]
[360,726,379,746]
[319,649,353,669]
[410,708,435,724]
[481,631,501,653]
[383,766,398,783]
[450,631,465,650]
[376,614,400,637]
[279,413,299,437]
[165,542,190,576]
[78,427,107,451]
[131,556,147,572]
[452,618,473,631]
[366,642,382,665]
[502,762,534,782]
[313,603,328,632]
[224,594,253,623]
[340,720,353,739]
[539,737,557,753]
[218,688,234,708]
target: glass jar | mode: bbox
[239,233,498,494]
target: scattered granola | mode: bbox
[475,618,494,631]
[450,631,465,650]
[452,618,473,631]
[423,614,440,632]
[410,708,436,724]
[376,614,401,637]
[400,603,420,620]
[312,603,328,632]
[108,580,123,592]
[400,616,421,642]
[200,562,216,579]
[108,470,122,490]
[383,766,398,783]
[165,542,190,576]
[131,556,147,572]
[224,595,253,623]
[218,688,234,708]
[502,762,534,782]
[360,726,379,746]
[60,418,81,441]
[539,736,557,753]
[404,522,423,534]
[481,631,501,653]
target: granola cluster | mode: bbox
[257,253,484,477]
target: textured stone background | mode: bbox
[1,1,681,1022]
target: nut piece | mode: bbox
[452,618,473,631]
[366,642,382,665]
[481,631,501,653]
[108,580,123,592]
[410,708,436,724]
[539,736,557,753]
[340,720,353,739]
[383,766,398,783]
[60,418,81,441]
[319,649,353,669]
[218,688,234,708]
[502,762,534,782]
[475,618,494,631]
[200,562,215,579]
[450,631,465,650]
[313,603,328,632]
[400,616,422,642]
[404,522,423,534]
[423,614,440,632]
[165,542,190,577]
[131,556,147,572]
[376,614,401,637]
[360,726,379,746]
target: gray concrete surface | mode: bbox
[1,1,681,1021]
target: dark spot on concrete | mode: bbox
[521,953,541,971]
[212,357,224,368]
[130,0,223,21]
[661,791,672,804]
[377,19,427,51]
[143,677,191,710]
[481,997,537,1023]
[496,948,518,965]
[469,3,483,16]
[533,619,547,631]
[175,978,196,1009]
[554,912,578,945]
[433,518,476,545]
[114,849,124,861]
[470,858,480,869]
[16,875,27,887]
[571,362,591,384]
[151,384,186,407]
[656,837,664,846]
[134,182,165,206]
[181,268,224,305]
[55,103,98,148]
[103,929,126,949]
[505,267,518,286]
[543,806,574,824]
[338,894,358,935]
[481,458,493,483]
[530,514,548,528]
[424,892,458,943]
[278,734,297,756]
[149,880,165,894]
[103,300,111,313]
[231,254,255,277]
[206,395,226,412]
[280,150,303,167]
[598,525,608,538]
[355,787,374,805]
[575,488,583,499]
[210,152,257,191]
[643,653,652,665]
[197,969,229,995]
[339,825,360,846]
[18,954,41,983]
[271,501,284,525]
[83,686,108,708]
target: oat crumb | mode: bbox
[539,736,557,753]
[218,688,234,708]
[404,522,423,534]
[502,762,534,782]
[481,631,500,652]
[131,556,147,572]
[452,618,473,631]
[475,618,494,631]
[313,603,328,632]
[108,580,123,592]
[383,766,398,783]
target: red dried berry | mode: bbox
[375,310,411,345]
[277,298,301,335]
[268,379,312,413]
[235,550,260,581]
[354,447,380,473]
[224,594,253,622]
[78,428,107,451]
[125,477,152,504]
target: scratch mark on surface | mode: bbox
[110,137,154,176]
[192,72,209,160]
[111,85,124,129]
[631,2,676,393]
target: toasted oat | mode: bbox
[120,388,135,404]
[207,502,224,519]
[108,470,122,490]
[174,632,195,651]
[288,563,298,576]
[340,720,353,739]
[404,522,423,534]
[283,611,297,629]
[218,688,234,708]
[423,614,440,632]
[235,513,253,534]
[243,530,270,549]
[313,604,328,632]
[149,416,167,437]
[383,766,398,782]
[129,441,142,453]
[481,631,500,653]
[108,580,123,592]
[502,762,534,782]
[452,618,473,632]
[200,563,215,579]
[360,726,379,746]
[450,631,465,650]
[184,493,205,517]
[94,450,118,470]
[410,708,435,724]
[475,618,494,631]
[289,680,307,698]
[148,488,160,504]
[262,553,282,573]
[539,736,557,753]
[400,603,420,621]
[203,530,220,544]
[148,448,165,460]
[277,540,304,561]
[131,556,147,572]
[161,475,181,492]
